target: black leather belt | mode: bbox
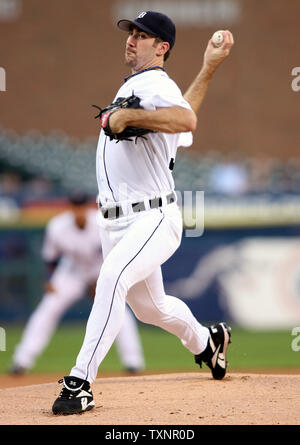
[98,192,176,220]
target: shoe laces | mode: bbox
[57,378,78,400]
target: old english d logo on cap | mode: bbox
[137,12,147,19]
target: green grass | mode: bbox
[0,322,299,374]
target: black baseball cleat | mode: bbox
[8,364,27,376]
[124,366,143,375]
[52,376,95,415]
[195,322,232,380]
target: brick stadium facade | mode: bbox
[0,0,299,159]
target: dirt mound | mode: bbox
[0,372,299,425]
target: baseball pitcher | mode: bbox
[52,11,234,415]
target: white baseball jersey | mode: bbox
[42,208,102,284]
[96,69,193,207]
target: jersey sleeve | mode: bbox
[139,75,192,111]
[139,75,193,148]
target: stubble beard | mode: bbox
[125,50,138,71]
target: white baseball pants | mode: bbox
[71,203,209,383]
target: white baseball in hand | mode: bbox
[212,30,224,47]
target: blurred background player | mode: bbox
[9,192,145,375]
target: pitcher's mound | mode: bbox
[1,372,299,425]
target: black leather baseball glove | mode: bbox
[92,94,153,142]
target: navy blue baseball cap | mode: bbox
[117,11,176,49]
